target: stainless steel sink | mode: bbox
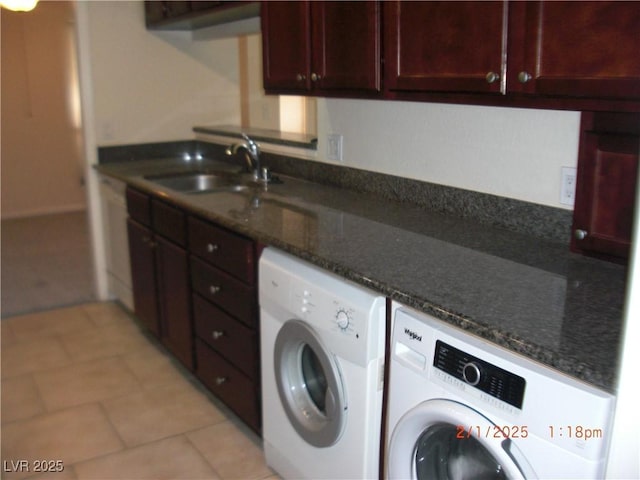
[144,172,247,194]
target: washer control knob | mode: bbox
[335,309,350,330]
[462,362,481,386]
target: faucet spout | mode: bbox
[226,133,262,179]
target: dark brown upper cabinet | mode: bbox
[383,1,640,110]
[510,1,640,100]
[571,112,640,262]
[383,1,509,95]
[261,1,380,96]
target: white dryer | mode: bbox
[259,248,386,479]
[386,303,615,480]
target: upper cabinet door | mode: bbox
[262,1,311,92]
[262,1,380,95]
[514,1,640,99]
[311,1,380,93]
[384,1,508,94]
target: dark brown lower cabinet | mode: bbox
[127,220,194,370]
[126,187,260,433]
[127,218,161,337]
[195,338,261,432]
[193,294,257,379]
[189,216,261,434]
[155,236,193,369]
[127,190,193,370]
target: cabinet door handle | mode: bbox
[296,73,306,81]
[574,229,588,240]
[209,285,221,295]
[518,71,532,83]
[207,243,219,253]
[142,237,157,248]
[311,72,321,82]
[212,330,225,340]
[215,376,227,386]
[485,71,500,84]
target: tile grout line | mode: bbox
[183,429,224,479]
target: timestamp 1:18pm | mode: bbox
[548,425,604,441]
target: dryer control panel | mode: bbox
[434,340,526,409]
[259,248,386,367]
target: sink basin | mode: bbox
[144,172,247,193]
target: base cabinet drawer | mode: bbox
[193,294,258,379]
[189,216,256,284]
[126,187,151,226]
[190,256,257,326]
[152,198,187,247]
[195,338,260,433]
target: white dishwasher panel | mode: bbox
[100,175,133,310]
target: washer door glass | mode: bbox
[388,399,533,480]
[301,344,329,413]
[274,319,347,448]
[414,423,507,479]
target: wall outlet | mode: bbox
[327,134,344,162]
[560,166,577,206]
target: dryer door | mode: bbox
[388,399,536,479]
[274,319,347,448]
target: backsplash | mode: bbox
[262,151,572,245]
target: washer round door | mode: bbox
[388,399,536,480]
[274,319,347,448]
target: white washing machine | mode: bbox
[386,303,615,480]
[259,248,386,479]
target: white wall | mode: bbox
[245,33,280,130]
[83,1,241,146]
[317,99,581,209]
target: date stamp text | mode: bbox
[456,425,605,442]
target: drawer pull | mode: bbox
[215,376,227,386]
[207,243,219,253]
[212,330,225,340]
[209,285,222,295]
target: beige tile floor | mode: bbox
[1,302,276,480]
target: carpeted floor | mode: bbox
[1,211,96,318]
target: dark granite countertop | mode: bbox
[95,156,627,393]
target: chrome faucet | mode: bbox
[226,133,269,181]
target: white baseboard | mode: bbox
[1,204,87,221]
